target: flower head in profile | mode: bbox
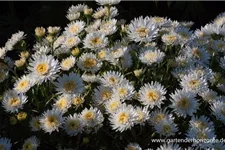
[95,0,121,6]
[30,116,41,132]
[5,31,26,51]
[65,21,85,36]
[125,143,142,150]
[60,56,76,71]
[40,109,64,134]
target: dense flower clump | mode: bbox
[1,0,225,149]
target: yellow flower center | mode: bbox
[97,51,106,59]
[177,98,190,109]
[195,121,207,130]
[84,111,95,120]
[167,35,177,42]
[56,98,67,109]
[73,97,83,106]
[23,142,33,150]
[127,146,136,150]
[162,124,172,133]
[83,58,97,68]
[70,25,79,34]
[118,88,128,96]
[137,111,144,122]
[147,90,159,102]
[153,113,165,123]
[193,48,202,58]
[0,144,5,150]
[61,59,73,68]
[144,52,157,61]
[90,37,102,45]
[197,132,208,139]
[188,79,200,89]
[16,80,29,91]
[63,81,76,92]
[46,116,58,128]
[136,27,148,37]
[101,90,112,101]
[109,77,117,85]
[109,101,120,111]
[34,120,41,129]
[152,17,164,23]
[8,97,20,107]
[36,63,49,75]
[118,112,129,124]
[68,120,79,130]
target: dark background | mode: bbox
[0,1,225,46]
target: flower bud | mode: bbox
[71,47,80,56]
[17,112,27,121]
[35,27,46,37]
[134,69,143,77]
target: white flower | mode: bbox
[149,109,174,126]
[125,143,142,150]
[63,113,84,136]
[80,107,104,132]
[199,89,218,104]
[54,72,84,95]
[77,52,102,73]
[107,42,128,59]
[128,16,158,43]
[134,106,150,125]
[112,82,135,100]
[170,89,199,117]
[109,104,137,132]
[65,21,85,36]
[180,72,208,93]
[189,115,215,132]
[5,31,26,51]
[156,143,181,150]
[214,12,225,26]
[92,86,113,106]
[93,6,118,19]
[81,73,99,83]
[60,56,76,71]
[0,47,6,59]
[47,26,61,34]
[53,95,72,113]
[211,101,225,124]
[161,31,180,46]
[83,32,108,50]
[139,47,165,66]
[99,19,117,35]
[40,109,64,134]
[62,35,81,49]
[22,136,40,150]
[66,12,80,21]
[104,97,122,114]
[30,116,41,131]
[14,75,35,93]
[99,71,126,87]
[2,90,27,113]
[28,54,60,84]
[154,119,178,137]
[138,82,167,108]
[67,4,87,15]
[95,0,121,5]
[0,137,12,150]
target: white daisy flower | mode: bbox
[28,54,60,84]
[54,72,84,95]
[60,56,76,71]
[99,71,126,87]
[77,52,102,73]
[139,47,165,66]
[180,72,208,93]
[0,137,12,150]
[93,6,118,19]
[156,143,181,150]
[161,31,180,46]
[66,12,80,21]
[67,4,87,15]
[150,16,172,27]
[199,89,218,104]
[154,119,178,137]
[81,73,99,83]
[2,90,28,113]
[112,82,135,100]
[83,32,108,50]
[22,136,40,150]
[0,47,6,59]
[149,109,174,126]
[214,12,225,26]
[47,26,61,35]
[104,97,122,114]
[125,143,142,150]
[5,31,26,51]
[62,35,80,49]
[134,106,150,125]
[92,86,113,106]
[65,21,85,36]
[14,75,35,93]
[39,109,64,134]
[170,89,199,117]
[107,42,128,59]
[138,82,167,108]
[80,107,104,132]
[30,116,41,131]
[95,0,121,5]
[99,19,117,35]
[53,95,72,113]
[190,115,215,132]
[109,104,137,132]
[63,113,84,136]
[128,16,158,43]
[53,36,65,50]
[211,101,225,124]
[85,19,102,33]
[211,40,225,53]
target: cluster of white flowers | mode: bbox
[1,0,225,149]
